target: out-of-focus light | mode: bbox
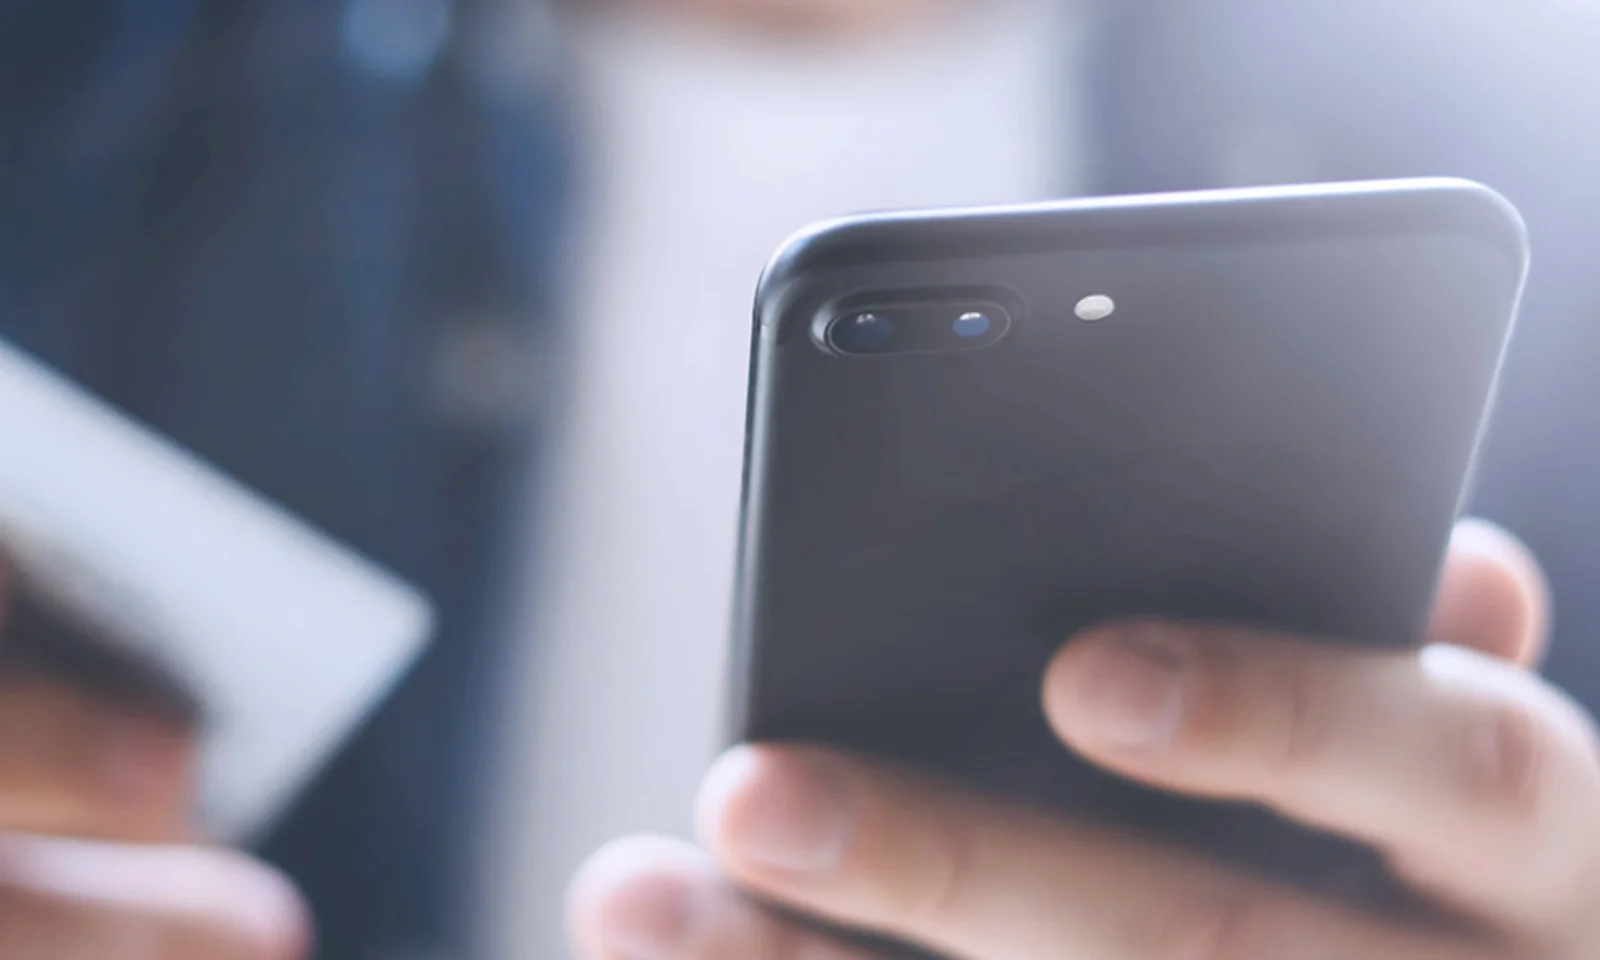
[342,0,454,82]
[1552,0,1600,16]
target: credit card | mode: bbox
[0,337,433,842]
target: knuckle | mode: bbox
[0,887,70,953]
[1193,894,1304,960]
[0,885,155,957]
[1155,891,1271,960]
[1463,697,1551,818]
[1273,652,1332,778]
[174,908,308,960]
[897,799,978,930]
[778,929,876,960]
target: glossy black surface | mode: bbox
[731,180,1526,957]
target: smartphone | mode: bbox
[730,179,1527,949]
[0,337,433,842]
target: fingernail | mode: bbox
[1069,628,1191,748]
[602,872,701,960]
[710,748,850,875]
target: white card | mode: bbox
[0,337,433,842]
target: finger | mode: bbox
[698,745,1494,960]
[1045,621,1600,929]
[569,834,870,960]
[0,678,194,841]
[0,547,196,842]
[0,834,308,958]
[643,0,941,39]
[1427,519,1550,667]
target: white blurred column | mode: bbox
[482,3,1086,956]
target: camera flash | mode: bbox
[1075,295,1116,322]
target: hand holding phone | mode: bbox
[570,521,1591,960]
[566,180,1600,960]
[731,179,1527,894]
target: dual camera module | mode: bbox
[824,292,1116,357]
[825,298,1012,357]
[825,291,1113,358]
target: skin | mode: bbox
[567,519,1600,959]
[0,562,308,958]
[592,0,965,39]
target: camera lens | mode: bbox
[831,312,894,353]
[822,297,1012,356]
[952,311,992,339]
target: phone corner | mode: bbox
[1425,177,1531,276]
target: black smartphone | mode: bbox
[729,179,1527,952]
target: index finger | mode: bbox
[0,834,308,959]
[1041,524,1593,929]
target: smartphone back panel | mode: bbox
[733,180,1527,911]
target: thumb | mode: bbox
[1427,518,1551,668]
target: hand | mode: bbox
[568,519,1600,959]
[592,0,965,40]
[0,559,308,958]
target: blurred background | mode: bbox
[4,0,1600,958]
